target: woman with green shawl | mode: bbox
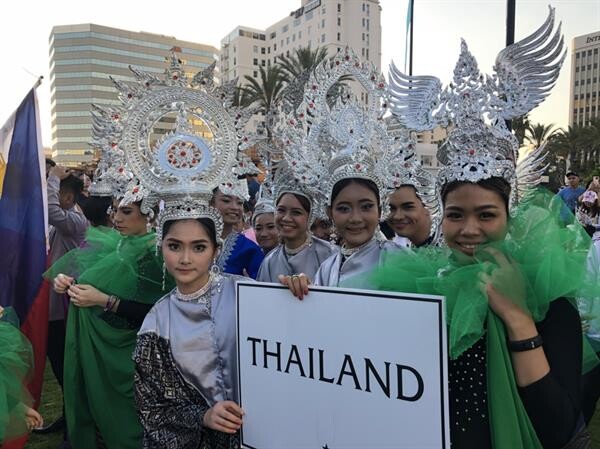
[367,8,594,447]
[46,186,173,449]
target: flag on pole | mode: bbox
[0,85,49,448]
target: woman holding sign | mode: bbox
[369,10,596,448]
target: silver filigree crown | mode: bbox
[388,6,565,208]
[280,47,396,219]
[105,52,259,244]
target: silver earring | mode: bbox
[146,219,152,233]
[210,260,220,275]
[162,262,167,291]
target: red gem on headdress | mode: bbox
[378,82,384,89]
[111,142,117,148]
[289,119,295,125]
[345,55,350,61]
[355,62,360,67]
[133,187,139,194]
[292,161,297,166]
[192,159,197,164]
[309,102,314,108]
[173,75,178,80]
[227,183,232,187]
[404,163,409,167]
[180,151,187,157]
[236,114,241,119]
[299,113,304,118]
[371,75,376,81]
[349,129,354,134]
[335,61,340,65]
[312,84,317,90]
[355,163,361,169]
[127,93,133,99]
[112,114,120,120]
[118,167,124,173]
[469,149,475,155]
[243,137,248,142]
[382,103,387,108]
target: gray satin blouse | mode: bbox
[256,237,335,282]
[313,238,401,287]
[137,273,246,407]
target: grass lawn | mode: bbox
[22,362,600,449]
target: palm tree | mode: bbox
[547,125,587,174]
[276,47,330,82]
[525,122,560,149]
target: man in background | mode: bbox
[556,171,586,225]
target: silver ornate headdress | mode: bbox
[388,6,565,209]
[252,181,276,225]
[280,47,397,219]
[110,53,251,245]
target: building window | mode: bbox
[283,25,289,33]
[588,50,593,56]
[338,17,341,26]
[308,26,312,35]
[366,19,370,31]
[337,3,341,12]
[321,5,326,14]
[366,48,369,60]
[361,47,365,57]
[366,3,370,14]
[299,31,302,39]
[270,32,276,39]
[286,36,290,45]
[261,47,266,54]
[362,33,365,41]
[253,45,258,53]
[268,46,271,54]
[362,18,365,27]
[292,33,296,42]
[233,57,236,65]
[274,43,277,51]
[233,46,236,53]
[362,3,365,12]
[574,94,579,100]
[253,58,258,65]
[321,34,325,43]
[589,65,593,70]
[337,32,341,41]
[322,19,325,28]
[576,52,580,58]
[262,60,266,67]
[594,77,598,83]
[294,18,301,27]
[253,70,258,77]
[595,49,599,54]
[576,67,580,72]
[305,10,313,20]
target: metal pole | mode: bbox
[505,0,515,131]
[409,0,415,77]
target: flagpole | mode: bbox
[33,76,43,90]
[506,0,515,131]
[408,0,414,77]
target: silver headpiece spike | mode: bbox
[388,6,565,209]
[252,180,276,226]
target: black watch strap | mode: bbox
[508,334,543,352]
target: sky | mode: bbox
[0,0,598,148]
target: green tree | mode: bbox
[276,47,330,82]
[525,122,560,149]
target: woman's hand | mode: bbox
[24,406,43,431]
[479,248,537,340]
[202,400,244,434]
[53,274,74,294]
[278,273,311,300]
[67,284,108,308]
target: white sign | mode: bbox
[237,282,449,449]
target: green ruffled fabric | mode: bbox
[0,308,33,443]
[44,227,174,449]
[359,188,599,449]
[45,226,169,304]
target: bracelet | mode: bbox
[507,334,543,352]
[104,295,117,312]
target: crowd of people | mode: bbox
[1,7,600,449]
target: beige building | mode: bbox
[569,31,600,127]
[49,24,218,166]
[220,0,381,85]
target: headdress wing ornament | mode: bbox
[281,47,395,219]
[387,7,565,208]
[492,6,566,120]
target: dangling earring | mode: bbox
[210,259,221,276]
[162,262,167,291]
[146,218,152,233]
[330,226,338,245]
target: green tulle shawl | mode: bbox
[360,189,599,449]
[0,308,33,443]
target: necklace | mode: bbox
[284,234,312,256]
[340,235,376,258]
[175,272,216,303]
